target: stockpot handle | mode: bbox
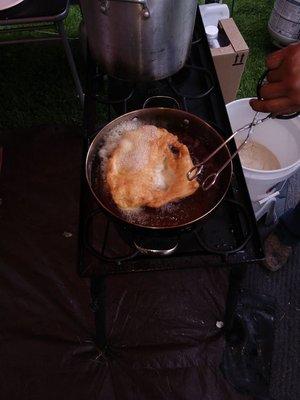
[99,0,150,18]
[143,96,180,110]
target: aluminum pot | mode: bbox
[80,0,198,81]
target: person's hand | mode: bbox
[250,43,300,115]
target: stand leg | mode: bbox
[57,20,84,106]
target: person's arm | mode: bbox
[250,42,300,115]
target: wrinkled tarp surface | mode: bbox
[0,126,252,399]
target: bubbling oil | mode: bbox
[98,118,144,177]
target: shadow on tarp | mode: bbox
[222,288,277,400]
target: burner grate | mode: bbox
[79,196,255,277]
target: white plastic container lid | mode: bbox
[205,25,219,39]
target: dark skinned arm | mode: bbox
[250,42,300,115]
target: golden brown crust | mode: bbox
[106,125,199,209]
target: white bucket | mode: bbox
[226,98,300,202]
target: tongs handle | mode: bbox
[200,139,251,191]
[195,115,260,191]
[257,70,300,120]
[187,124,249,183]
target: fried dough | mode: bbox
[106,125,199,209]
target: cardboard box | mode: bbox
[210,18,249,104]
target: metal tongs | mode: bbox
[187,70,300,190]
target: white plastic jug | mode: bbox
[199,3,230,27]
[268,0,300,46]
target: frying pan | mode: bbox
[86,104,233,252]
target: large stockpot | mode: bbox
[80,0,198,81]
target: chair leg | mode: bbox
[57,20,84,106]
[231,0,235,16]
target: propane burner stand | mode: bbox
[78,10,264,277]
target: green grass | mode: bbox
[0,2,276,129]
[229,0,275,97]
[0,6,83,129]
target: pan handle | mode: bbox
[143,96,180,110]
[133,238,178,256]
